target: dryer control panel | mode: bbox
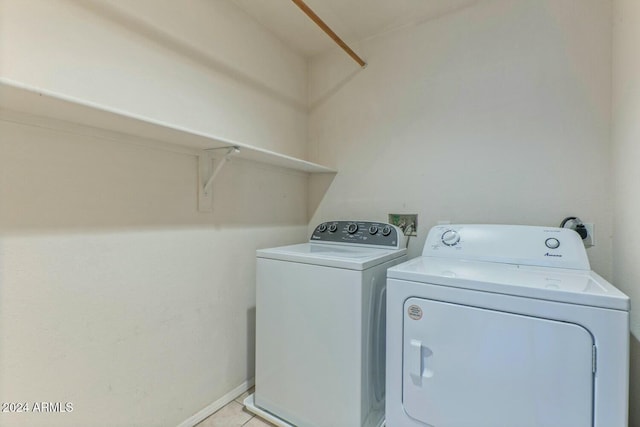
[423,224,590,270]
[311,221,405,249]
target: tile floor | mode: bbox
[195,387,275,427]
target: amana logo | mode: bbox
[544,252,562,257]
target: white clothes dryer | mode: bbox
[246,221,407,427]
[386,224,629,427]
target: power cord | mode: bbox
[403,223,414,247]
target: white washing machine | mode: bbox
[245,221,407,427]
[386,224,630,427]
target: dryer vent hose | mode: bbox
[560,216,588,240]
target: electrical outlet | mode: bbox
[583,223,595,247]
[388,214,418,236]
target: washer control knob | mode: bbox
[317,223,327,232]
[347,223,358,234]
[442,230,460,246]
[369,225,379,235]
[328,223,338,233]
[382,225,392,236]
[545,238,560,249]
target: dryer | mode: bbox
[246,221,407,427]
[386,224,630,427]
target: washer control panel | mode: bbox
[423,224,590,270]
[311,221,404,248]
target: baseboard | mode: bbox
[176,378,255,427]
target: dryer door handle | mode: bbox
[409,339,423,385]
[409,339,433,386]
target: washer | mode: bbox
[386,224,630,427]
[244,221,407,427]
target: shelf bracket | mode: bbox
[198,146,240,212]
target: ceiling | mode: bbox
[232,0,479,58]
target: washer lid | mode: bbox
[387,257,629,310]
[257,243,407,270]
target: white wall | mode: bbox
[612,0,640,425]
[308,0,613,279]
[0,1,309,426]
[0,0,308,158]
[1,0,628,425]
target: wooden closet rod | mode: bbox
[291,0,367,68]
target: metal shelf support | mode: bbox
[198,146,240,212]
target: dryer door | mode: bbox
[402,297,594,427]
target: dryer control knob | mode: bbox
[317,223,327,232]
[328,223,338,233]
[347,223,358,234]
[382,225,392,236]
[369,225,379,235]
[545,238,560,249]
[442,230,460,246]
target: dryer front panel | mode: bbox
[402,297,594,427]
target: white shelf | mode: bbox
[0,79,336,174]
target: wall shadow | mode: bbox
[630,334,639,427]
[65,0,307,113]
[307,173,336,221]
[0,119,311,233]
[246,307,256,382]
[309,68,361,113]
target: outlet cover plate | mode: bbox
[388,214,418,236]
[583,223,595,247]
